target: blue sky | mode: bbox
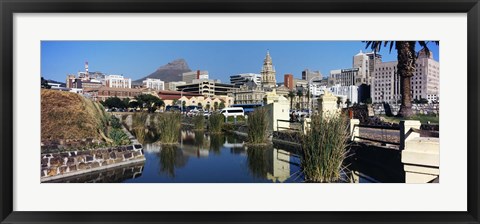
[41,41,439,83]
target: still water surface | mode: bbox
[56,131,383,183]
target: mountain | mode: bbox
[134,59,191,84]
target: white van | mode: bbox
[220,107,244,117]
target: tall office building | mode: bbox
[284,74,294,90]
[371,48,439,103]
[302,69,322,82]
[230,73,261,86]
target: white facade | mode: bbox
[372,49,439,104]
[309,84,328,97]
[106,75,131,88]
[330,85,358,105]
[230,73,261,86]
[143,78,165,91]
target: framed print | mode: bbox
[1,0,479,223]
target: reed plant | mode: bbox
[192,114,205,131]
[208,113,224,133]
[301,114,350,183]
[247,108,269,144]
[157,112,181,144]
[131,112,148,143]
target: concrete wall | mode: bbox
[264,96,290,132]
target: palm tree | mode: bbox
[297,89,304,111]
[364,41,438,118]
[288,91,296,110]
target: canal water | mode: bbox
[55,130,398,183]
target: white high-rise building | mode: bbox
[143,78,165,91]
[105,75,131,88]
[330,85,358,105]
[230,73,261,86]
[372,48,439,104]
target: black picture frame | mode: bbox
[1,0,479,223]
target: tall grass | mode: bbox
[247,108,269,144]
[193,114,205,130]
[157,112,181,144]
[208,113,224,133]
[132,113,148,143]
[301,114,350,183]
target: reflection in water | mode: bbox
[209,133,224,154]
[246,146,301,183]
[157,144,188,178]
[246,146,269,179]
[47,163,145,183]
[60,129,385,183]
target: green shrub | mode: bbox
[301,114,349,182]
[193,114,205,130]
[208,113,224,133]
[157,112,181,144]
[110,116,122,129]
[109,128,130,146]
[247,108,269,144]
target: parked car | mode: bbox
[220,107,244,117]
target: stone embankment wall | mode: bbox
[41,145,145,182]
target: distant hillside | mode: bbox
[134,59,191,84]
[41,89,109,142]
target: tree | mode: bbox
[205,104,211,111]
[198,102,203,109]
[41,77,51,89]
[128,100,139,109]
[297,89,304,110]
[364,41,439,118]
[135,94,164,113]
[365,97,373,105]
[219,102,226,109]
[122,98,130,108]
[288,91,296,111]
[419,98,429,104]
[213,101,219,111]
[104,97,125,109]
[337,96,343,108]
[345,98,352,108]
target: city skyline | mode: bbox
[41,41,439,83]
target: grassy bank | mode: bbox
[41,89,109,142]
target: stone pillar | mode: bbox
[349,119,360,141]
[318,90,339,118]
[400,120,421,150]
[401,137,439,183]
[264,94,290,132]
